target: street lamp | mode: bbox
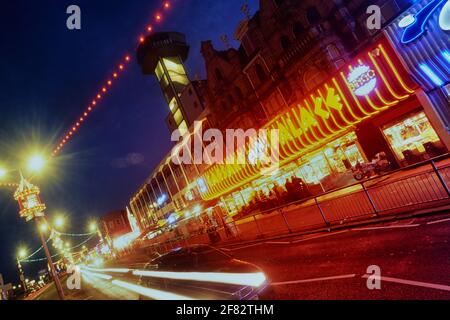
[27,154,45,173]
[54,215,65,229]
[0,155,66,300]
[0,167,6,179]
[16,248,28,294]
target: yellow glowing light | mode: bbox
[0,168,6,179]
[89,222,97,232]
[199,40,415,201]
[27,155,45,173]
[39,223,48,233]
[18,248,27,259]
[54,216,65,228]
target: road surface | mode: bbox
[34,212,450,300]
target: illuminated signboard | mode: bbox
[347,64,377,96]
[199,39,417,200]
[399,0,449,44]
[385,0,450,91]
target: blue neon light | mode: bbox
[401,0,447,44]
[442,50,450,64]
[419,63,445,86]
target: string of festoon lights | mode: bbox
[52,0,174,156]
[20,228,97,263]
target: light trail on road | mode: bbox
[80,268,195,300]
[83,266,267,287]
[111,279,193,300]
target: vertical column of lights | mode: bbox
[52,1,173,156]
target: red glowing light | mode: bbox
[52,0,179,155]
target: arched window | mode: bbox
[306,6,321,25]
[255,64,267,83]
[280,35,292,50]
[293,22,305,38]
[327,44,341,59]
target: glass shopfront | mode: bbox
[382,111,446,165]
[296,132,365,190]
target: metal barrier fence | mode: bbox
[139,155,450,255]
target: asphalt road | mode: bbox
[34,212,450,300]
[226,212,450,300]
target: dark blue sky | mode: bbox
[0,0,258,283]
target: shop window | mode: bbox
[382,111,445,165]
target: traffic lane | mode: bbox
[34,273,139,300]
[228,214,450,299]
[269,276,450,300]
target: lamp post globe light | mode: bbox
[13,174,65,300]
[0,154,65,300]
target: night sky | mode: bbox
[0,0,258,283]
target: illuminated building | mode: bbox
[100,210,133,250]
[137,32,205,134]
[384,0,450,149]
[129,0,449,233]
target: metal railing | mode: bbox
[138,155,450,255]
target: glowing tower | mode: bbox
[137,32,193,135]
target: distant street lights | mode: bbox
[0,154,65,300]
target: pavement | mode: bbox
[33,211,450,300]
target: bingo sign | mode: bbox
[347,64,377,96]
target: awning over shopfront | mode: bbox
[199,37,418,201]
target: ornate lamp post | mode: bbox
[13,174,65,300]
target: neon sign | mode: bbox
[199,40,417,201]
[347,64,377,96]
[399,0,449,44]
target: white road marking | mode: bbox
[352,224,420,231]
[291,230,349,243]
[271,274,356,286]
[228,242,264,251]
[426,217,450,225]
[362,275,450,292]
